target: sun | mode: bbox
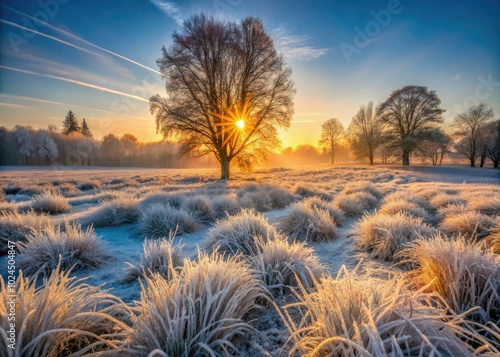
[236,119,245,129]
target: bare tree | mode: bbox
[13,126,34,165]
[319,118,345,164]
[347,101,384,165]
[415,128,452,165]
[485,119,500,168]
[150,15,295,179]
[453,103,494,167]
[378,85,445,165]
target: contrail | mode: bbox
[1,5,162,75]
[0,19,102,57]
[0,93,149,119]
[0,66,149,102]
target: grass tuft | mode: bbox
[0,211,51,253]
[128,250,263,357]
[30,192,70,214]
[18,223,109,278]
[138,203,198,238]
[279,201,337,242]
[80,193,139,227]
[439,211,497,239]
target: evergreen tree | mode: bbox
[62,110,80,135]
[80,118,93,138]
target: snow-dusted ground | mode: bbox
[0,164,498,356]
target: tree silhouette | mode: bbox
[378,86,445,166]
[80,118,93,138]
[319,118,344,164]
[348,102,384,165]
[62,110,81,135]
[453,104,494,167]
[150,14,295,179]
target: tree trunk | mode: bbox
[402,150,410,166]
[369,151,374,165]
[470,157,475,167]
[494,159,499,168]
[220,155,230,180]
[480,154,486,168]
[330,144,335,164]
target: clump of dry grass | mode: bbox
[293,182,333,200]
[239,185,297,212]
[334,191,378,217]
[383,190,432,211]
[125,233,184,283]
[279,201,337,242]
[400,234,500,326]
[483,228,500,254]
[379,198,433,222]
[127,250,263,357]
[0,266,131,357]
[18,223,109,278]
[429,192,466,209]
[204,209,279,255]
[340,181,383,200]
[138,203,198,238]
[439,211,497,238]
[182,195,215,223]
[281,269,487,357]
[0,211,51,253]
[30,192,70,214]
[81,193,139,227]
[303,196,345,226]
[251,236,326,296]
[138,190,188,210]
[353,212,436,262]
[466,195,500,216]
[212,193,240,219]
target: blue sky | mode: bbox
[0,0,499,147]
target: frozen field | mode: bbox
[1,165,499,356]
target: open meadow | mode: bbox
[0,165,499,356]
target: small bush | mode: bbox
[138,203,198,238]
[18,223,109,278]
[251,237,326,296]
[279,201,337,242]
[282,270,488,356]
[0,267,130,356]
[379,198,432,222]
[439,211,497,238]
[125,234,184,283]
[182,195,215,223]
[303,196,345,226]
[204,209,279,255]
[353,212,436,262]
[30,192,70,214]
[81,193,139,227]
[128,251,263,357]
[76,181,100,191]
[0,211,51,253]
[401,235,500,326]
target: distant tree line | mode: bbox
[319,85,500,168]
[0,111,217,168]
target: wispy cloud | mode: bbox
[2,5,161,75]
[0,66,149,102]
[150,0,184,25]
[451,73,461,80]
[0,102,27,108]
[293,120,318,123]
[271,27,328,61]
